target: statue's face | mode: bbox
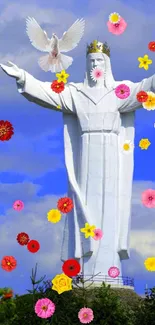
[87,53,105,73]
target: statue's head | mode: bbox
[85,40,115,89]
[86,52,106,74]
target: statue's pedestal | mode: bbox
[73,274,134,291]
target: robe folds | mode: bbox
[17,71,155,276]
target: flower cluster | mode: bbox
[137,40,155,71]
[107,12,127,35]
[50,70,69,94]
[33,258,95,322]
[1,198,40,273]
[47,196,73,223]
[38,258,95,322]
[16,232,40,253]
[80,222,103,240]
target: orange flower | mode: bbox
[136,91,148,103]
[0,120,14,141]
[51,80,65,93]
[3,290,13,299]
[57,197,73,213]
[1,256,17,272]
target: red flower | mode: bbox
[148,41,155,52]
[0,120,14,141]
[27,240,40,253]
[57,197,73,213]
[62,259,81,277]
[136,91,148,103]
[16,232,30,246]
[1,256,17,272]
[51,80,65,93]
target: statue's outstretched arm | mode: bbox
[117,74,155,113]
[0,61,75,114]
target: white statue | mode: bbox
[1,40,155,283]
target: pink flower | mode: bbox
[142,189,155,208]
[108,266,120,278]
[93,228,103,240]
[107,17,127,35]
[115,84,130,99]
[78,307,94,324]
[13,200,24,211]
[90,67,104,82]
[34,298,55,319]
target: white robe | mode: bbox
[17,72,155,278]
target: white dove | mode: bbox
[26,17,85,73]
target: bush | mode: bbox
[0,283,141,325]
[0,264,146,324]
[135,287,155,325]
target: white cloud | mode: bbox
[122,249,144,277]
[131,181,155,230]
[0,182,41,204]
[0,3,77,26]
[0,51,38,68]
[130,230,155,258]
[0,131,63,176]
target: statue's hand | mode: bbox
[0,61,22,80]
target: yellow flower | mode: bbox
[122,140,134,154]
[142,91,155,110]
[80,223,96,238]
[138,54,152,70]
[144,257,155,271]
[109,12,120,24]
[51,273,72,294]
[47,209,61,223]
[139,138,151,150]
[57,105,61,109]
[56,70,69,84]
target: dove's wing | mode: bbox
[26,17,51,52]
[59,18,85,52]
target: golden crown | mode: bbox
[86,40,110,57]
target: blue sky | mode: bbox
[0,0,155,297]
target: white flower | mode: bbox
[109,12,120,24]
[121,140,134,154]
[90,67,104,82]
